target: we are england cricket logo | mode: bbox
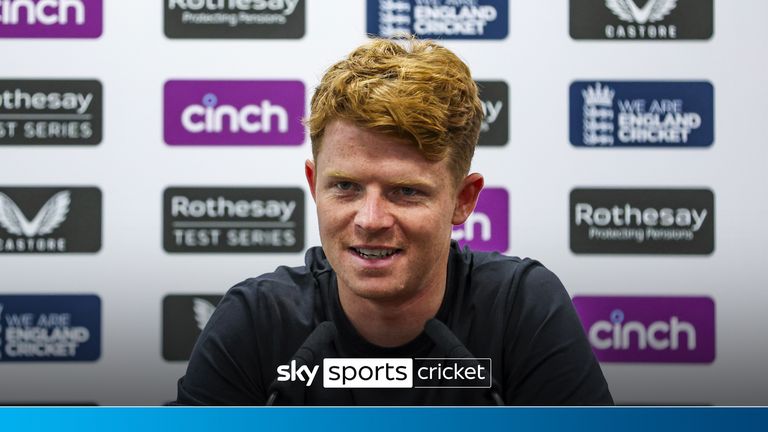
[569,0,713,40]
[0,187,102,253]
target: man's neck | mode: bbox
[338,271,447,348]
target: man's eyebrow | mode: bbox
[323,170,358,181]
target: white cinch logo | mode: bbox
[452,211,491,242]
[0,191,70,237]
[192,297,216,331]
[0,0,86,25]
[605,0,677,24]
[181,93,288,134]
[588,309,697,351]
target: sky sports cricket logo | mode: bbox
[0,187,102,253]
[0,0,102,38]
[476,80,508,147]
[277,358,492,389]
[569,0,713,40]
[163,187,304,253]
[452,187,508,252]
[164,0,304,39]
[164,80,305,146]
[0,294,101,362]
[162,294,223,361]
[570,81,713,148]
[570,188,714,254]
[573,296,715,363]
[367,0,508,40]
[0,80,102,145]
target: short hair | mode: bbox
[307,38,483,184]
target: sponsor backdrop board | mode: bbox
[0,0,767,406]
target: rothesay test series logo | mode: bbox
[573,296,715,363]
[163,294,223,361]
[569,0,713,40]
[164,80,305,146]
[0,294,101,362]
[0,0,102,38]
[452,187,508,252]
[570,81,713,148]
[367,0,508,39]
[0,187,102,253]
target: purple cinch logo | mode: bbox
[0,0,102,38]
[573,296,716,363]
[452,187,508,252]
[164,80,305,146]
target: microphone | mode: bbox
[266,321,337,406]
[423,318,505,406]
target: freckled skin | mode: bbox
[305,120,483,345]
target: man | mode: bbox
[174,38,612,405]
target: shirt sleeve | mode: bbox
[502,265,614,405]
[174,284,266,405]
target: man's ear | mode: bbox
[452,173,484,225]
[305,159,317,201]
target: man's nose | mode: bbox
[354,191,394,232]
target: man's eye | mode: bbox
[399,187,419,197]
[335,182,356,191]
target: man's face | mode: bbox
[306,120,481,304]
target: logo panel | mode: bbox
[0,294,101,362]
[0,187,102,253]
[570,188,714,254]
[570,81,713,148]
[162,294,223,361]
[164,80,305,146]
[0,0,102,38]
[164,0,305,39]
[573,296,715,363]
[570,0,713,40]
[452,187,508,252]
[163,187,305,253]
[366,0,508,40]
[476,80,508,147]
[0,80,102,145]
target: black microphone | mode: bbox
[266,321,337,406]
[423,318,505,406]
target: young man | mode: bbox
[174,39,612,405]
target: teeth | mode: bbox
[354,248,397,259]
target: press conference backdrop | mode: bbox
[0,0,765,405]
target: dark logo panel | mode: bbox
[570,81,713,148]
[0,0,103,38]
[162,294,223,361]
[164,0,305,39]
[570,188,714,254]
[0,294,101,362]
[476,80,508,147]
[570,0,713,40]
[366,0,508,40]
[0,80,102,145]
[0,187,102,253]
[573,296,715,363]
[164,187,305,253]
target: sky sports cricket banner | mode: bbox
[0,0,103,38]
[0,294,101,362]
[570,81,713,148]
[367,0,508,39]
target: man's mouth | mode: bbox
[350,247,401,260]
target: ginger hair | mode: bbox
[307,38,483,184]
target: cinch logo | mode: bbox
[366,0,508,40]
[452,187,508,252]
[0,294,101,362]
[570,81,714,148]
[569,0,712,40]
[0,187,101,253]
[164,80,304,146]
[0,0,102,38]
[476,80,508,146]
[573,296,715,363]
[162,294,223,361]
